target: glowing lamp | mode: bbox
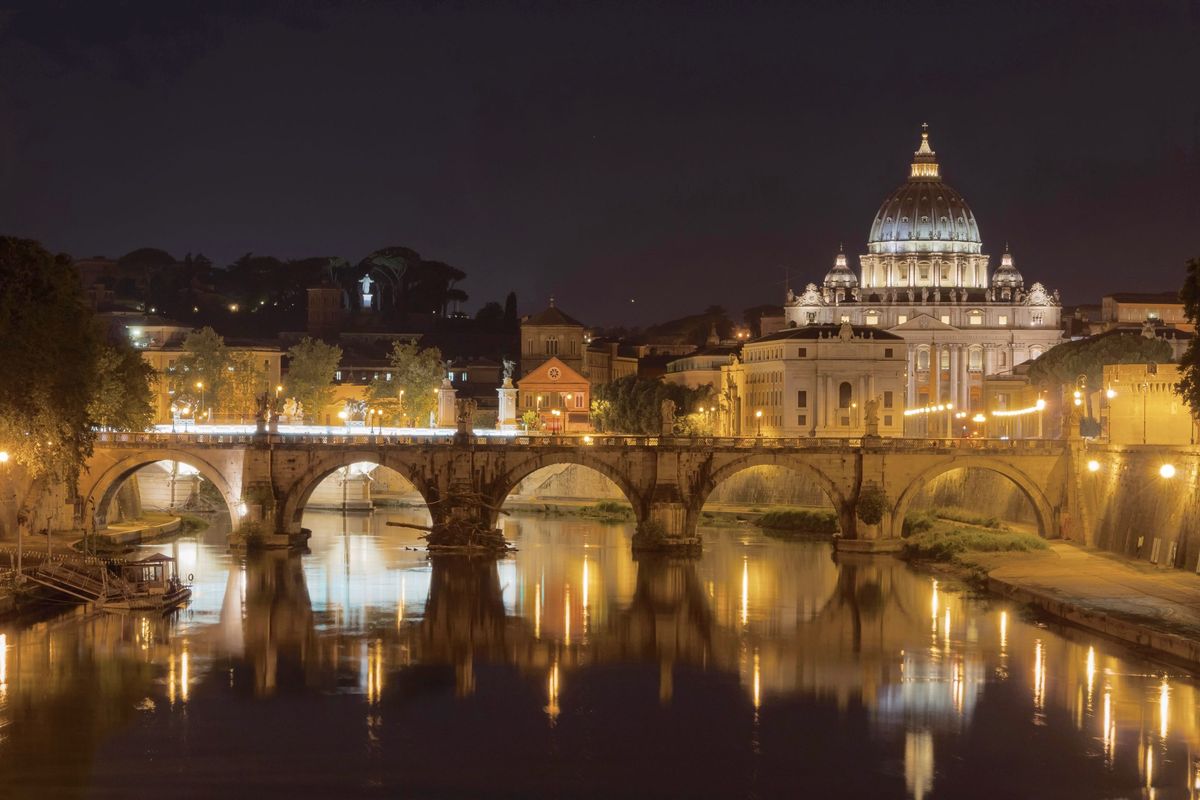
[1086,460,1100,473]
[1106,389,1116,399]
[1160,464,1176,479]
[0,451,9,464]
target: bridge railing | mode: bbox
[94,430,1065,453]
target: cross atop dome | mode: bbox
[910,123,940,179]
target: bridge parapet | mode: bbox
[85,432,1073,554]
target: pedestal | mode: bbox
[436,379,457,428]
[496,381,518,430]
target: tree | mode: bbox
[503,292,518,330]
[590,376,713,434]
[223,351,267,420]
[1178,258,1200,416]
[89,338,156,431]
[1027,331,1173,393]
[366,340,444,427]
[475,301,505,329]
[0,237,101,481]
[171,327,231,418]
[285,337,342,423]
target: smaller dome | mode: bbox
[991,246,1024,289]
[823,247,859,289]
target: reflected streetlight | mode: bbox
[1159,463,1176,479]
[1087,459,1101,473]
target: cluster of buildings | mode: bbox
[99,127,1194,443]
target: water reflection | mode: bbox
[0,512,1198,797]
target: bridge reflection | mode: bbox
[2,527,1200,795]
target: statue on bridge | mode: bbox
[660,398,676,437]
[863,396,880,438]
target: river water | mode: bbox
[0,510,1197,799]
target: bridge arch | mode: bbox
[890,456,1058,539]
[690,453,851,537]
[278,450,436,534]
[485,451,648,529]
[81,449,241,529]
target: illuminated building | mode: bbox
[782,127,1064,417]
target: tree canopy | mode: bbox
[1026,331,1173,392]
[590,376,714,435]
[365,341,444,427]
[0,237,155,482]
[1178,258,1200,417]
[285,338,342,423]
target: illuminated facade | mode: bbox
[783,127,1064,415]
[722,322,907,437]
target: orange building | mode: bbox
[516,357,591,433]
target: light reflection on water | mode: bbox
[0,510,1197,797]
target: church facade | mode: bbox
[783,127,1063,414]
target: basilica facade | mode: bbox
[783,127,1063,414]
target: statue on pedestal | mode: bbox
[660,398,676,437]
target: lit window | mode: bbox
[897,315,908,325]
[865,312,879,325]
[968,348,983,371]
[917,349,930,369]
[998,315,1008,326]
[940,315,951,325]
[940,350,950,370]
[840,314,850,323]
[969,312,983,325]
[335,370,342,381]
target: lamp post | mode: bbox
[398,389,405,428]
[755,408,763,437]
[195,381,205,425]
[551,408,562,435]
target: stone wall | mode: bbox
[1075,446,1200,570]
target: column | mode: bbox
[931,346,941,403]
[907,347,917,406]
[949,347,959,409]
[959,346,970,411]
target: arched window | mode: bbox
[917,348,930,370]
[968,347,983,371]
[1030,346,1044,360]
[939,349,950,370]
[838,382,853,409]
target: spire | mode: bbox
[910,123,940,179]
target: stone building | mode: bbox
[516,356,591,433]
[721,322,906,438]
[1104,363,1197,445]
[519,300,587,378]
[782,127,1064,414]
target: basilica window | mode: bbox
[797,347,807,358]
[806,312,816,324]
[1030,346,1044,360]
[797,390,807,407]
[545,337,559,355]
[840,314,850,323]
[865,311,879,325]
[940,315,950,325]
[968,347,983,372]
[999,351,1008,367]
[998,315,1009,326]
[939,349,950,370]
[968,310,983,325]
[883,390,894,409]
[838,382,852,409]
[897,315,908,325]
[1031,312,1044,326]
[941,265,951,281]
[917,349,930,370]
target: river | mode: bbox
[0,509,1195,798]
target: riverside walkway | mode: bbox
[961,542,1200,669]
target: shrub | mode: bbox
[755,509,840,534]
[856,485,888,525]
[631,518,668,548]
[933,507,1004,529]
[902,528,1048,562]
[901,511,936,537]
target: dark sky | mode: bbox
[1,1,1197,326]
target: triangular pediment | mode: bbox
[517,356,588,386]
[889,313,958,332]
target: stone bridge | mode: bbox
[79,432,1073,551]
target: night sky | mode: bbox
[1,1,1197,326]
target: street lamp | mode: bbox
[398,389,405,428]
[551,408,562,434]
[755,408,763,437]
[195,381,205,424]
[337,409,348,433]
[1087,459,1101,472]
[1160,463,1176,479]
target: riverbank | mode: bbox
[503,497,832,528]
[932,541,1200,671]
